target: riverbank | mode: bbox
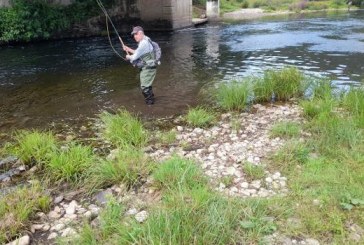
[222,7,359,20]
[1,67,364,244]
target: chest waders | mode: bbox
[139,52,156,105]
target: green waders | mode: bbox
[139,52,156,105]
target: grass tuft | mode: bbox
[10,130,57,164]
[46,143,95,183]
[100,110,148,148]
[270,121,301,138]
[214,80,252,111]
[0,181,51,243]
[86,147,153,191]
[185,106,216,127]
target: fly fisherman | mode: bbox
[121,26,156,105]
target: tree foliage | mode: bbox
[0,0,113,43]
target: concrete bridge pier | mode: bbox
[206,0,220,19]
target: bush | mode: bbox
[214,80,252,111]
[186,107,216,127]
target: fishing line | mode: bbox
[95,0,129,60]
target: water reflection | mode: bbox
[0,11,363,130]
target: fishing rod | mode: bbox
[95,0,130,60]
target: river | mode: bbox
[0,10,363,131]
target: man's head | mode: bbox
[131,26,144,42]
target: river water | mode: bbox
[0,10,363,131]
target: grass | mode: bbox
[154,130,177,145]
[100,110,148,148]
[243,162,266,181]
[185,106,216,127]
[269,87,364,242]
[0,181,51,243]
[10,130,57,164]
[252,67,305,102]
[152,156,208,192]
[70,156,282,245]
[270,121,301,138]
[214,80,252,111]
[219,0,353,14]
[46,143,95,183]
[341,88,364,128]
[86,147,153,191]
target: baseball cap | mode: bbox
[131,26,143,35]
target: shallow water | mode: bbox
[0,10,363,130]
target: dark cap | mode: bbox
[131,26,144,35]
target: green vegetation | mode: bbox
[0,181,51,243]
[46,143,95,183]
[253,66,305,102]
[100,110,148,148]
[243,162,266,180]
[71,157,281,244]
[86,147,153,191]
[10,130,57,164]
[270,121,301,138]
[214,80,252,111]
[2,67,364,244]
[0,0,113,43]
[185,106,216,127]
[219,0,362,14]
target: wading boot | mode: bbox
[142,86,155,105]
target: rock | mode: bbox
[48,211,61,219]
[61,227,77,237]
[66,200,78,215]
[126,208,138,216]
[305,238,320,245]
[30,224,44,233]
[6,235,30,245]
[51,223,66,231]
[94,189,113,206]
[54,195,64,204]
[135,211,148,223]
[47,232,58,240]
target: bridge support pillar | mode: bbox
[206,0,219,19]
[139,0,193,30]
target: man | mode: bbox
[122,26,156,105]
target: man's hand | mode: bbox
[126,55,131,60]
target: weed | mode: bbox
[0,181,51,243]
[10,130,57,164]
[270,121,301,138]
[100,110,148,148]
[243,162,266,181]
[186,106,216,127]
[214,80,252,111]
[46,143,95,183]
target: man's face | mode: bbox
[133,31,143,42]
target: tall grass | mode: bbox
[11,130,57,164]
[214,80,252,111]
[0,181,51,243]
[270,121,301,138]
[72,156,281,244]
[100,110,148,148]
[271,86,364,242]
[254,66,305,102]
[46,143,95,183]
[185,106,216,127]
[86,147,153,191]
[152,156,208,192]
[341,88,364,128]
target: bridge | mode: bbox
[0,0,220,31]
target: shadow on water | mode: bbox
[0,10,363,131]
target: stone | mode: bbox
[135,211,148,223]
[47,232,58,240]
[6,235,30,245]
[54,195,64,204]
[305,238,320,245]
[66,200,78,215]
[61,227,77,237]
